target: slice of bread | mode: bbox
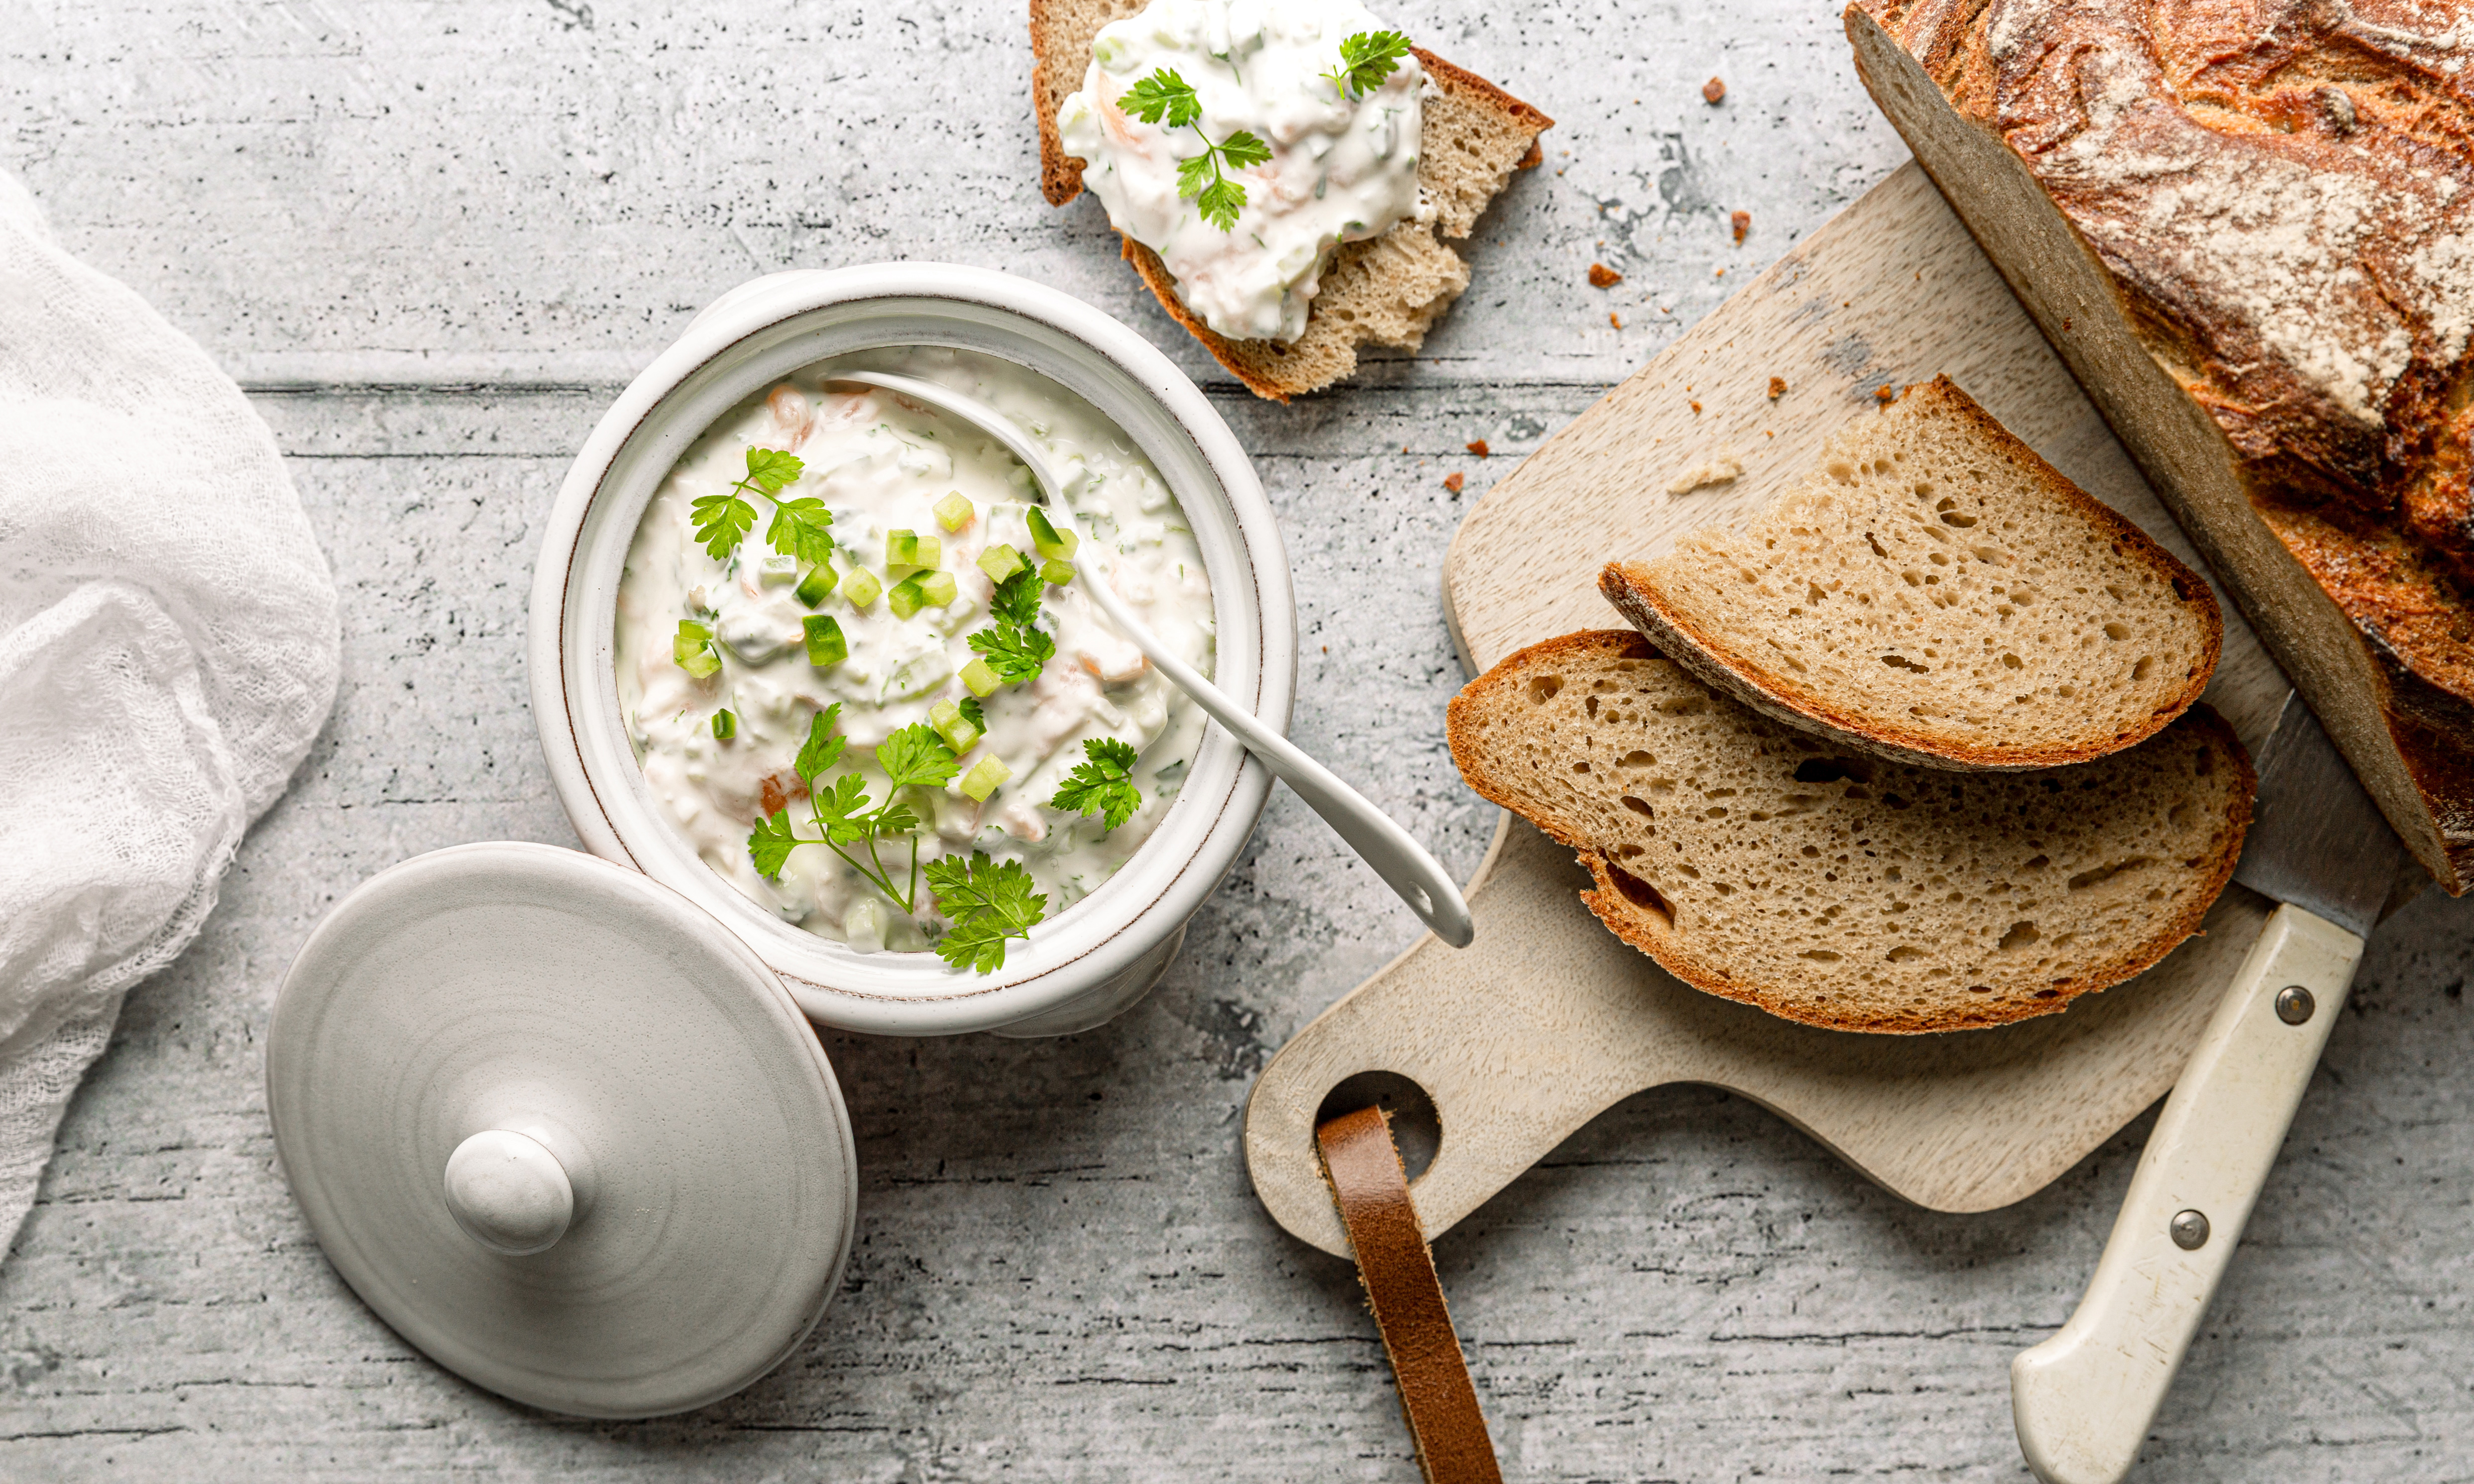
[1446,630,2254,1034]
[1599,376,2224,770]
[1029,2,1551,400]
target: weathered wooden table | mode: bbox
[5,1,2470,1478]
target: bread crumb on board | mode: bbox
[1466,439,1490,457]
[1731,210,1751,244]
[1702,77,1726,104]
[1875,385,1897,404]
[1610,313,1623,328]
[1588,263,1623,288]
[1666,447,1744,495]
[1768,376,1787,399]
[1444,471,1465,493]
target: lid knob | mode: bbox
[443,1130,576,1256]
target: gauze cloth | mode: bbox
[0,170,339,1258]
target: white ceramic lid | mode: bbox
[266,842,858,1418]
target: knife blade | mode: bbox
[2010,693,2408,1484]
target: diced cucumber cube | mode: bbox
[1026,506,1078,560]
[794,563,839,606]
[886,529,942,573]
[960,755,1012,802]
[1040,558,1076,587]
[802,615,847,668]
[928,699,982,755]
[978,543,1029,583]
[711,708,737,741]
[887,574,927,620]
[675,620,721,678]
[843,568,883,610]
[758,553,799,587]
[917,570,958,607]
[960,657,1002,697]
[934,492,974,531]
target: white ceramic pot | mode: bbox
[528,265,1294,1037]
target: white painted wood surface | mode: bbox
[4,1,2472,1479]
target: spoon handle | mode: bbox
[1076,564,1475,948]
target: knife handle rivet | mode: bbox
[2170,1209,2211,1251]
[2275,985,2316,1026]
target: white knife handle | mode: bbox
[2011,902,2363,1484]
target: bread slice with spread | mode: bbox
[1600,377,2223,770]
[1029,0,1549,400]
[1447,630,2254,1033]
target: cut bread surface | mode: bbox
[1028,1,1550,399]
[1601,377,2222,770]
[1447,630,2254,1034]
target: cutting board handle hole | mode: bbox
[1316,1071,1441,1182]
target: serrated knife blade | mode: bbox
[2232,693,2406,938]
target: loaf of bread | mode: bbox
[1446,630,2255,1033]
[1601,376,2222,770]
[1846,0,2474,891]
[1029,0,1550,400]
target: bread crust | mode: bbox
[1027,16,1550,398]
[1850,0,2474,889]
[1446,629,2256,1034]
[1600,377,2225,770]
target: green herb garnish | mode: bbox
[691,446,835,564]
[748,705,960,916]
[966,568,1056,685]
[1121,68,1271,232]
[1323,30,1412,101]
[922,852,1048,973]
[1051,737,1143,832]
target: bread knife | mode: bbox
[2010,692,2407,1484]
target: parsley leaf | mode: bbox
[1218,129,1271,171]
[1120,68,1202,129]
[1323,30,1412,101]
[1051,737,1144,832]
[749,809,804,878]
[1195,177,1246,232]
[693,446,813,562]
[923,853,1048,973]
[811,772,873,846]
[793,703,847,784]
[877,723,962,793]
[969,569,1057,684]
[958,696,986,732]
[766,496,836,565]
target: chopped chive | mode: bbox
[1026,506,1078,560]
[978,543,1030,583]
[1040,558,1077,587]
[758,553,799,587]
[960,755,1012,802]
[802,614,847,668]
[960,656,1002,697]
[887,574,928,620]
[843,568,883,610]
[917,570,958,607]
[711,708,737,741]
[675,620,721,679]
[929,698,983,755]
[934,492,974,531]
[886,529,941,573]
[794,563,840,606]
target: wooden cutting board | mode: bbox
[1244,162,2293,1259]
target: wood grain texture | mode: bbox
[6,1,2474,1478]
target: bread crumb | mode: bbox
[1714,267,1726,278]
[1588,263,1623,288]
[1875,385,1897,404]
[1610,313,1623,328]
[1768,376,1787,399]
[1689,400,1703,414]
[1731,210,1751,244]
[1443,471,1465,493]
[1702,77,1726,104]
[1666,447,1744,495]
[1466,439,1490,457]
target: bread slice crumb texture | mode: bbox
[1601,377,2222,769]
[1446,631,2254,1034]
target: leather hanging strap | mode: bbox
[1317,1105,1503,1484]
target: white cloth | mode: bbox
[0,171,339,1257]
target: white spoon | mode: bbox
[839,369,1475,949]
